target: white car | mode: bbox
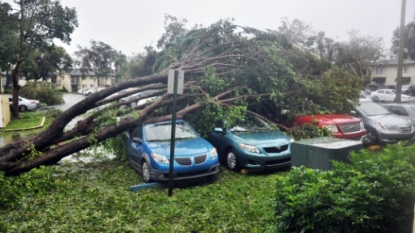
[8,96,38,112]
[370,89,412,103]
[77,88,88,94]
[82,88,96,96]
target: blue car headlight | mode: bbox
[238,143,260,154]
[209,148,218,159]
[151,153,169,164]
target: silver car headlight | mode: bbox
[151,153,169,164]
[323,124,338,133]
[238,143,260,154]
[378,122,399,131]
[209,148,218,159]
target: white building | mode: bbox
[369,59,415,88]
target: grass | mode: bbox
[4,112,44,130]
[0,109,59,135]
[0,159,288,232]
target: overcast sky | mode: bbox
[7,0,415,57]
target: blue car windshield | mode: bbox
[145,122,199,141]
[230,115,271,132]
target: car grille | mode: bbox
[263,144,289,153]
[194,154,207,164]
[175,158,191,166]
[399,126,413,133]
[340,123,361,134]
[174,154,207,166]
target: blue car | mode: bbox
[125,119,220,182]
[206,114,293,171]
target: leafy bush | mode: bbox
[20,81,64,105]
[274,143,415,233]
[0,166,59,211]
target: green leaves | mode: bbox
[274,143,415,233]
[0,161,285,232]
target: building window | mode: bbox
[71,76,79,84]
[82,84,87,89]
[90,84,95,88]
[403,66,409,73]
[376,67,384,74]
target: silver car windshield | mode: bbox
[145,122,198,141]
[357,102,391,116]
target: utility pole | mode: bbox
[395,0,406,103]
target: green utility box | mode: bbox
[291,137,363,171]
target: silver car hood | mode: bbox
[367,114,410,126]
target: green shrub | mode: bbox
[20,81,64,105]
[274,143,415,233]
[0,166,59,210]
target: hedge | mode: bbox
[274,142,415,233]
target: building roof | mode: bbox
[70,69,95,76]
[371,59,415,66]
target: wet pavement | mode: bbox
[0,93,85,147]
[1,93,116,161]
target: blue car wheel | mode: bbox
[226,149,240,171]
[141,160,152,183]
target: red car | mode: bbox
[293,114,367,140]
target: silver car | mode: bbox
[353,101,415,145]
[383,103,415,126]
[8,96,38,112]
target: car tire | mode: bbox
[141,160,152,183]
[19,105,27,112]
[226,149,240,171]
[372,96,379,102]
[364,130,379,146]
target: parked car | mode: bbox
[82,88,96,96]
[30,99,41,108]
[383,103,415,126]
[359,90,373,103]
[124,119,220,182]
[77,88,88,95]
[8,95,38,112]
[365,84,379,93]
[293,114,367,140]
[402,85,415,96]
[352,101,415,145]
[370,89,412,103]
[206,114,292,171]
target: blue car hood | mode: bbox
[231,130,290,145]
[147,137,213,157]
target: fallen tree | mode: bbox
[0,20,362,175]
